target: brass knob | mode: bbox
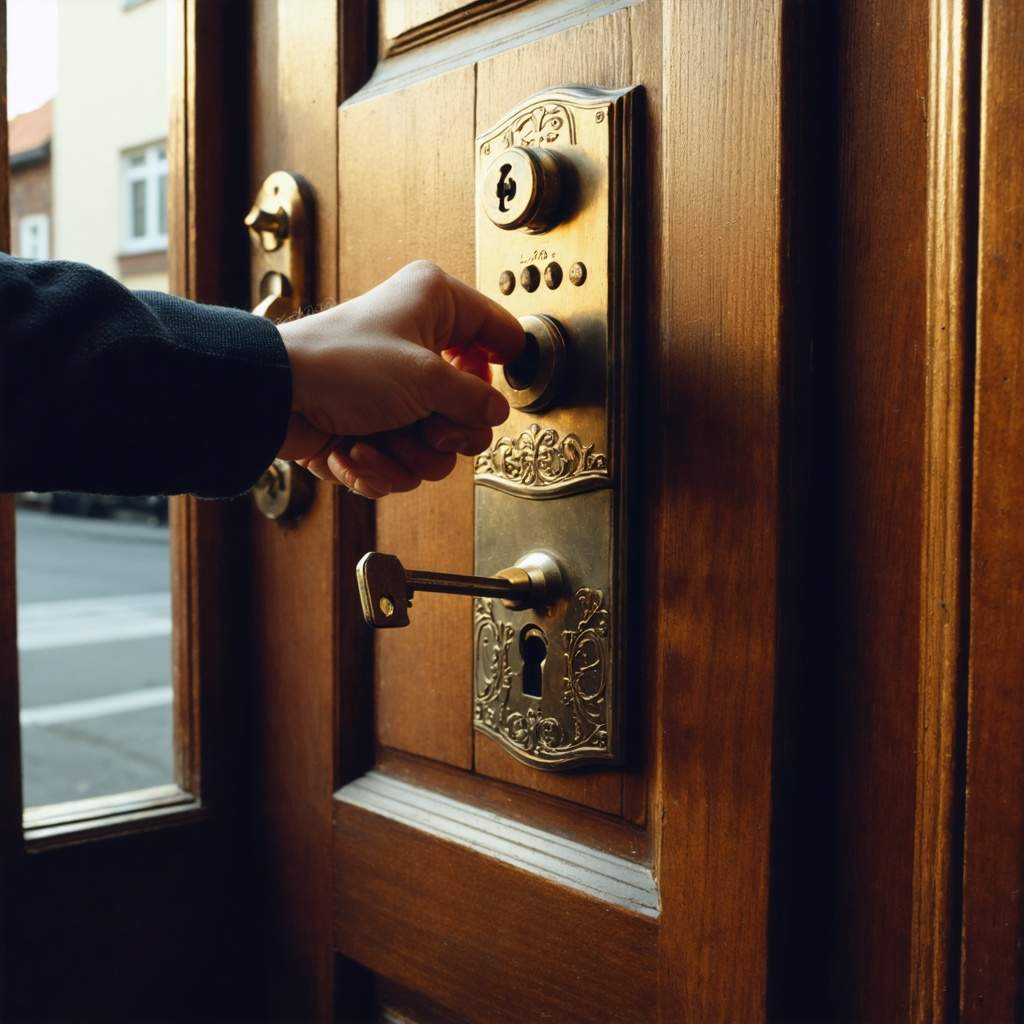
[481,146,565,233]
[356,550,564,629]
[252,458,315,521]
[244,204,289,253]
[501,314,567,413]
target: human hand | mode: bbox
[276,261,523,498]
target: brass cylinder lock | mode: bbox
[480,146,567,233]
[502,314,568,413]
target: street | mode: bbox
[16,507,172,808]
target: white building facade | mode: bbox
[53,0,168,291]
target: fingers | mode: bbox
[444,344,492,382]
[297,440,406,499]
[427,357,510,429]
[277,412,332,463]
[419,414,492,456]
[292,417,485,499]
[439,270,524,365]
[377,430,457,481]
[342,442,422,493]
[394,261,524,365]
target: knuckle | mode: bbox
[402,259,446,294]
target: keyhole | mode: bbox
[496,163,517,213]
[519,625,547,699]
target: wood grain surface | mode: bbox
[334,797,658,1024]
[247,1,351,1020]
[340,68,478,771]
[826,3,930,1019]
[653,4,783,1019]
[959,1,1024,1018]
[911,1,977,1017]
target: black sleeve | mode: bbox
[0,253,292,498]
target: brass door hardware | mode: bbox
[246,171,315,522]
[481,146,566,233]
[359,85,637,771]
[504,315,567,412]
[251,458,315,521]
[245,170,312,320]
[356,551,563,628]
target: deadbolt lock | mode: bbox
[481,146,567,233]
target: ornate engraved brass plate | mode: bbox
[475,86,637,769]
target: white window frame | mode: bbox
[120,142,168,254]
[17,213,50,260]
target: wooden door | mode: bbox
[249,2,790,1020]
[245,0,1024,1021]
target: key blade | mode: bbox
[355,552,410,628]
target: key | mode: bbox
[355,550,562,628]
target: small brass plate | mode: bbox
[245,170,313,320]
[474,86,637,770]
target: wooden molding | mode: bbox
[337,770,660,916]
[352,0,638,104]
[910,1,978,1018]
[22,785,203,851]
[334,785,658,1022]
[381,0,532,57]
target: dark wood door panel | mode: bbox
[339,69,477,771]
[333,777,658,1024]
[960,2,1024,1018]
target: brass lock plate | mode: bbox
[474,86,637,770]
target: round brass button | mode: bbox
[481,146,565,233]
[502,315,568,413]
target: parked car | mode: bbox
[41,492,168,525]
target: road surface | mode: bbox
[16,507,172,808]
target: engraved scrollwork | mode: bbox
[474,598,515,733]
[500,102,577,150]
[473,589,610,766]
[474,423,607,493]
[561,588,609,749]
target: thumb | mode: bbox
[427,358,510,428]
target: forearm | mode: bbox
[0,254,291,497]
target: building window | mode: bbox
[18,214,50,260]
[121,142,167,253]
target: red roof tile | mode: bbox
[9,99,53,157]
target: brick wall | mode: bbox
[10,160,52,256]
